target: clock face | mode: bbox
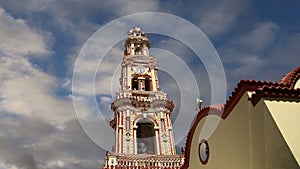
[135,66,146,74]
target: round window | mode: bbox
[198,140,209,164]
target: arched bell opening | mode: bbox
[136,119,157,154]
[132,75,152,91]
[132,76,139,90]
[145,76,152,91]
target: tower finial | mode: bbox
[128,27,144,36]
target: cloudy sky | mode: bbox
[0,0,300,169]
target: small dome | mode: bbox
[128,27,145,36]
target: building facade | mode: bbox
[183,67,300,169]
[102,27,184,169]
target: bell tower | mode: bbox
[121,27,158,92]
[103,27,184,169]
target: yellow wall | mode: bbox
[294,79,300,89]
[264,99,300,166]
[249,97,265,168]
[187,93,299,169]
[188,93,252,169]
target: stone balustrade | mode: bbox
[102,154,184,169]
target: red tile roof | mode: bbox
[224,80,279,118]
[280,66,300,88]
[250,85,300,106]
[224,66,300,117]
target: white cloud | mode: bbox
[0,1,299,169]
[0,7,51,57]
[238,22,279,52]
[72,46,122,96]
[110,0,159,16]
[0,22,83,169]
[197,0,247,37]
[0,56,74,123]
[267,33,300,68]
[0,8,73,124]
[219,22,279,71]
[155,39,194,63]
[0,117,104,169]
[232,54,265,78]
[216,21,280,91]
[0,163,20,169]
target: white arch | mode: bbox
[133,114,158,128]
[133,115,159,155]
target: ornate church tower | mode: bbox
[103,27,184,169]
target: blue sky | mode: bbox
[0,0,300,168]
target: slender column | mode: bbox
[115,112,119,153]
[151,69,157,91]
[166,114,170,128]
[155,129,159,155]
[120,111,125,154]
[155,70,159,90]
[123,66,127,89]
[118,128,122,154]
[121,129,124,154]
[121,111,123,126]
[127,66,131,90]
[169,129,175,155]
[155,127,161,155]
[133,127,137,154]
[131,43,135,55]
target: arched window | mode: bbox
[145,76,151,91]
[132,76,138,90]
[136,119,156,154]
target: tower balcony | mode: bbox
[122,55,157,67]
[111,90,174,112]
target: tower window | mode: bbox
[145,77,151,91]
[136,120,156,154]
[135,50,142,55]
[132,76,138,90]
